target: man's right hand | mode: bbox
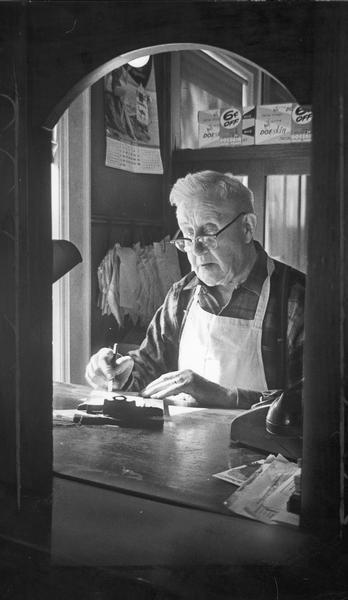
[85,348,134,390]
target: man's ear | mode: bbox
[242,213,257,243]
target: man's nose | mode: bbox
[191,238,208,256]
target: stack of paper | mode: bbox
[213,459,265,487]
[224,454,300,526]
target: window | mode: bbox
[51,91,91,384]
[173,50,256,149]
[51,120,70,382]
[265,174,308,273]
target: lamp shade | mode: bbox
[52,239,82,283]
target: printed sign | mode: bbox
[198,106,247,147]
[198,103,312,148]
[241,106,255,146]
[255,104,293,145]
[291,104,312,142]
[104,58,163,174]
[220,107,242,131]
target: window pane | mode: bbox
[179,51,245,149]
[265,175,308,273]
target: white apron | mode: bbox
[178,257,275,391]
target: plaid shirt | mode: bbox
[127,243,305,408]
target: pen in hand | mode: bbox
[108,343,118,393]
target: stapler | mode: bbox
[75,395,164,429]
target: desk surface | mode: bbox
[53,382,265,515]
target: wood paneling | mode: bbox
[90,79,163,222]
[301,6,348,540]
[0,5,20,491]
[89,77,165,352]
[27,3,314,129]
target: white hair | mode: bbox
[169,170,255,214]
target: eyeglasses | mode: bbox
[169,212,247,253]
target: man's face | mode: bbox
[176,195,252,287]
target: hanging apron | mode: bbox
[178,257,275,391]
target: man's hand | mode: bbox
[141,369,236,409]
[85,348,134,390]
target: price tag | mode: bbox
[220,107,242,130]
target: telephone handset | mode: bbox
[250,379,303,438]
[265,383,303,437]
[230,381,303,460]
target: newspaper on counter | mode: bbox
[213,459,266,487]
[224,454,300,526]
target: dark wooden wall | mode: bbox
[90,79,164,223]
[90,78,165,352]
[0,6,21,490]
[29,3,314,129]
[301,6,347,540]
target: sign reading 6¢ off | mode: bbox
[220,107,242,129]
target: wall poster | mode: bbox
[104,57,163,174]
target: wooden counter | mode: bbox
[52,382,315,567]
[53,382,262,514]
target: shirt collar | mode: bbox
[183,275,199,291]
[183,241,267,297]
[241,241,267,296]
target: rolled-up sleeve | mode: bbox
[123,277,188,392]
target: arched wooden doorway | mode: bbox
[1,2,346,550]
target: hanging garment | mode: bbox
[153,236,181,298]
[178,257,275,391]
[98,237,183,329]
[134,243,151,326]
[97,248,113,316]
[117,246,139,324]
[143,245,163,317]
[107,244,124,327]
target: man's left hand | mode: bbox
[141,369,236,409]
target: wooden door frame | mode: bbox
[1,2,346,545]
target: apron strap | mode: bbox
[253,257,274,328]
[178,285,199,343]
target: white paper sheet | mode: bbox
[225,454,300,526]
[213,460,266,487]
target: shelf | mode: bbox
[173,143,311,163]
[91,214,164,227]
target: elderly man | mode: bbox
[86,171,305,409]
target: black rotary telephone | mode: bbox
[265,380,303,437]
[230,382,303,461]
